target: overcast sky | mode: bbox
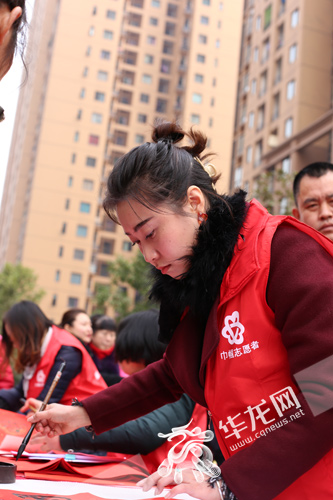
[0,0,35,205]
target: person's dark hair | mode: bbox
[1,300,53,372]
[115,309,165,366]
[103,120,221,223]
[0,0,27,69]
[293,162,333,205]
[60,308,87,329]
[91,314,116,334]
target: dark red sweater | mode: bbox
[82,224,333,500]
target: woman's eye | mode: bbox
[146,230,154,240]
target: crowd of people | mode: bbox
[1,1,333,499]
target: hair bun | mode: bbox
[152,121,185,145]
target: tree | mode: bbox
[0,263,46,318]
[92,252,157,320]
[253,168,294,215]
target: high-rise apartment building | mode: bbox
[230,0,333,212]
[0,0,243,321]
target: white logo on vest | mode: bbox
[35,369,46,387]
[221,311,245,345]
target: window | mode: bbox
[144,54,154,64]
[291,9,299,28]
[167,3,178,17]
[289,44,297,63]
[58,246,64,257]
[160,59,171,74]
[234,166,243,188]
[165,22,176,36]
[254,140,263,167]
[253,47,259,62]
[262,38,270,63]
[138,113,147,123]
[208,117,213,127]
[51,294,57,307]
[99,263,109,277]
[68,176,73,187]
[74,249,85,260]
[257,105,265,131]
[77,225,88,237]
[156,98,167,113]
[82,179,94,190]
[100,240,114,255]
[135,134,144,143]
[216,39,220,49]
[195,73,204,83]
[97,70,108,81]
[77,109,82,120]
[91,112,102,123]
[61,223,67,234]
[158,79,169,93]
[287,80,296,100]
[284,117,293,138]
[197,54,205,63]
[95,91,105,102]
[152,0,160,6]
[282,156,291,174]
[103,30,113,39]
[279,197,288,215]
[79,88,86,98]
[198,34,207,44]
[150,17,158,25]
[103,219,116,232]
[147,35,156,45]
[80,202,91,213]
[86,157,96,167]
[237,134,244,156]
[142,74,152,84]
[201,16,209,25]
[259,71,267,97]
[274,58,282,84]
[86,46,91,56]
[65,198,70,210]
[89,134,99,145]
[246,146,252,163]
[106,10,116,19]
[210,97,215,106]
[191,114,200,124]
[203,0,211,4]
[277,24,284,49]
[55,270,60,282]
[251,78,256,94]
[272,93,280,120]
[264,5,272,30]
[163,41,173,54]
[100,50,111,60]
[140,93,149,103]
[88,26,95,36]
[74,131,79,142]
[114,131,127,146]
[71,153,76,164]
[68,297,78,308]
[192,93,202,104]
[256,15,261,30]
[122,241,132,252]
[71,273,82,285]
[248,111,254,129]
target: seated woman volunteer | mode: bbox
[0,301,107,411]
[27,309,206,473]
[30,122,333,500]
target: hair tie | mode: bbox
[194,156,217,178]
[157,137,173,146]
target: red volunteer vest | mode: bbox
[141,403,208,474]
[27,326,107,404]
[205,200,333,499]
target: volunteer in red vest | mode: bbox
[30,122,333,500]
[0,300,107,412]
[26,308,207,475]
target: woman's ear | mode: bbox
[0,6,22,45]
[187,185,206,214]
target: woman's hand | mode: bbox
[27,403,91,437]
[19,397,41,414]
[26,434,62,453]
[137,468,222,500]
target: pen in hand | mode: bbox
[16,360,66,460]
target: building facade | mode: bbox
[0,0,243,321]
[230,0,333,213]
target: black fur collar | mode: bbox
[150,190,248,343]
